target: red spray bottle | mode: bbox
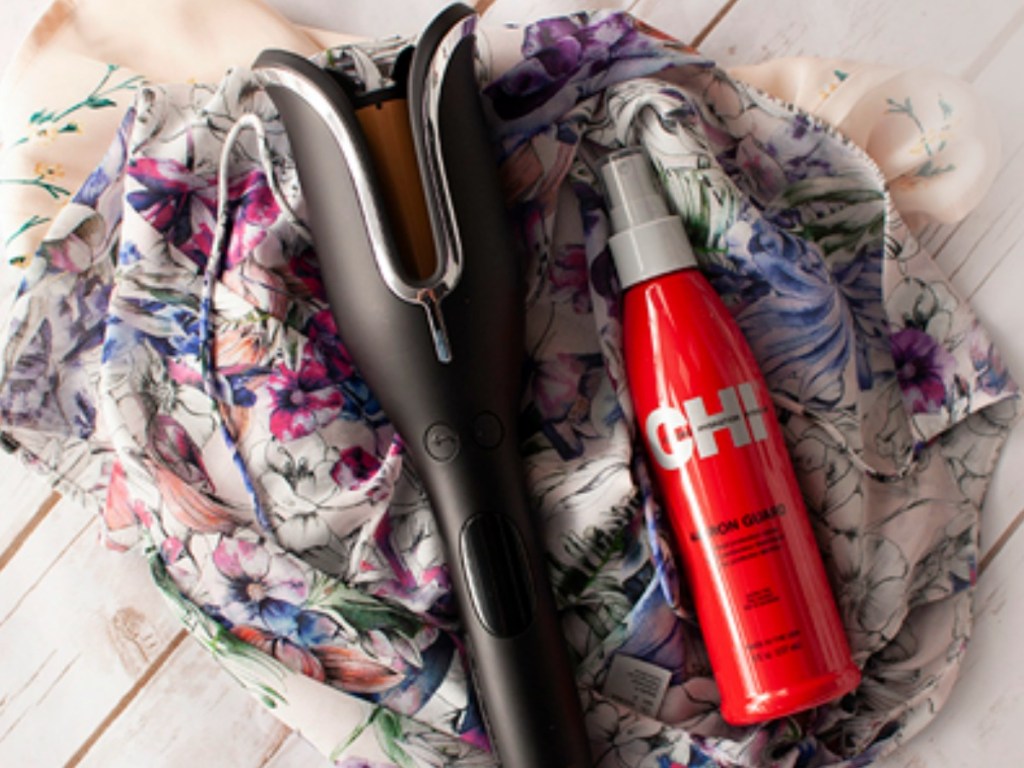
[599,148,860,725]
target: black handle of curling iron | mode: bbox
[254,6,591,767]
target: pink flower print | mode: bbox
[235,621,404,692]
[337,759,396,768]
[735,134,787,201]
[161,536,185,563]
[155,464,240,533]
[225,169,279,268]
[291,242,328,302]
[331,446,382,490]
[267,347,345,441]
[890,327,955,414]
[549,243,592,313]
[102,459,151,541]
[159,536,198,590]
[306,308,356,383]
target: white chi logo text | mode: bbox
[645,381,768,469]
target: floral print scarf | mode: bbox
[0,11,1018,768]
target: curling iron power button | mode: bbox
[424,422,460,462]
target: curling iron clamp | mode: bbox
[253,5,591,767]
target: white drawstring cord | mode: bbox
[770,391,921,484]
[200,112,309,532]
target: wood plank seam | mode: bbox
[0,649,58,743]
[0,653,80,753]
[980,504,1024,574]
[0,490,61,572]
[926,221,969,279]
[474,0,497,19]
[931,6,1024,298]
[691,0,740,48]
[956,140,1024,297]
[962,2,1024,81]
[63,629,189,768]
[255,726,301,767]
[0,515,93,627]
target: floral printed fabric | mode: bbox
[0,11,1019,768]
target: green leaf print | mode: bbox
[885,94,957,179]
[3,63,143,265]
[307,571,424,638]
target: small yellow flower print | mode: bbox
[30,124,60,144]
[29,121,82,144]
[34,162,66,181]
[910,127,952,157]
[886,96,957,179]
[816,69,849,107]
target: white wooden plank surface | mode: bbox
[0,449,59,556]
[698,0,1024,73]
[264,0,478,39]
[935,14,1024,380]
[0,501,183,767]
[482,0,729,45]
[1,1,1022,767]
[76,639,305,768]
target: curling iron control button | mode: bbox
[461,513,536,637]
[424,422,460,462]
[471,411,504,449]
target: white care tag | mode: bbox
[602,654,672,718]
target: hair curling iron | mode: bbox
[253,5,591,767]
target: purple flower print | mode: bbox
[890,327,955,414]
[126,156,216,267]
[211,537,309,623]
[210,538,403,692]
[530,352,606,458]
[485,13,680,124]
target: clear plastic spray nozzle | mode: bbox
[600,148,671,232]
[598,147,696,287]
